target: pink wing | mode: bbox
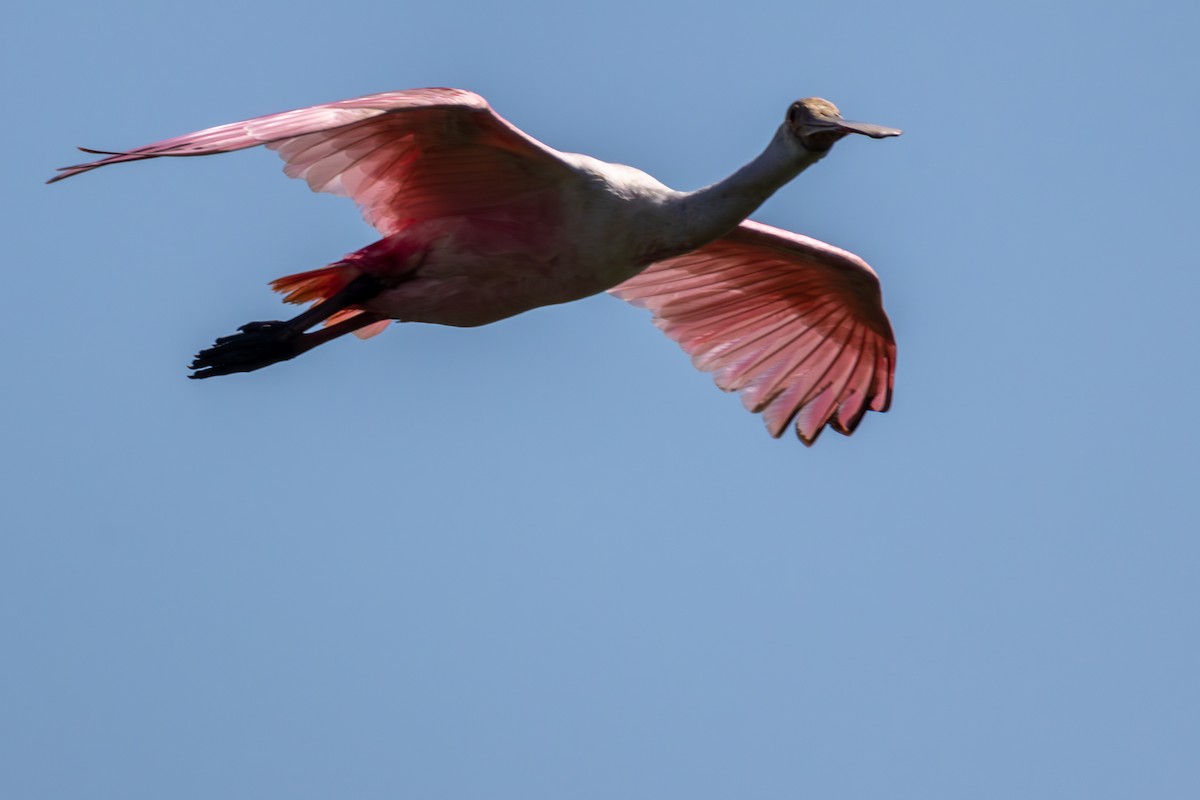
[49,88,578,235]
[610,220,895,445]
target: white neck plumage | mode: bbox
[654,126,827,259]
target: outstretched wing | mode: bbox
[49,88,578,236]
[610,220,895,445]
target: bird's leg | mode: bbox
[189,273,388,379]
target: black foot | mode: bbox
[189,321,301,379]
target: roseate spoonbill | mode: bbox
[50,89,901,444]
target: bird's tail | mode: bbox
[271,262,356,304]
[270,263,391,340]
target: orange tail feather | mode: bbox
[269,263,391,340]
[270,263,360,305]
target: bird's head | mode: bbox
[786,97,902,152]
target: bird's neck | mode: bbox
[655,126,826,259]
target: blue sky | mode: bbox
[5,0,1199,797]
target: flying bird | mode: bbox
[50,88,901,444]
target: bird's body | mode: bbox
[350,154,680,328]
[51,88,901,444]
